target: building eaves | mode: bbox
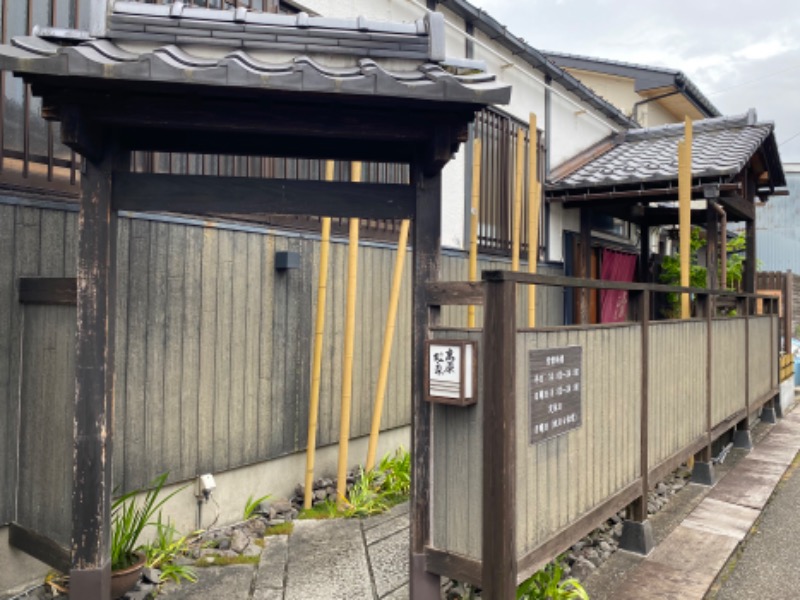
[434,0,638,129]
[542,50,721,119]
[2,2,512,108]
[548,110,784,190]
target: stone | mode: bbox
[656,482,668,495]
[231,529,250,554]
[572,540,586,553]
[142,567,161,584]
[599,541,612,553]
[248,519,268,537]
[217,538,231,551]
[270,499,293,514]
[314,489,327,501]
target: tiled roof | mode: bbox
[550,110,775,189]
[0,2,511,107]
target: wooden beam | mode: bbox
[410,163,441,600]
[9,522,71,574]
[424,547,482,588]
[425,281,484,306]
[18,277,77,305]
[111,173,416,220]
[555,182,741,206]
[718,194,755,221]
[482,277,517,598]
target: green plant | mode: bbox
[340,468,388,517]
[142,514,197,584]
[298,499,339,520]
[243,493,272,521]
[111,473,183,571]
[377,447,411,499]
[516,561,589,600]
[195,554,260,567]
[265,522,294,536]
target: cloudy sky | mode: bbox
[474,0,800,163]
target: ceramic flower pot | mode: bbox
[110,552,146,600]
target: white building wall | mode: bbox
[294,0,623,260]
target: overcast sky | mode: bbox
[473,0,800,164]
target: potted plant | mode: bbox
[110,473,181,599]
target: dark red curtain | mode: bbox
[600,249,637,323]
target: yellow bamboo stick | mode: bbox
[679,117,693,319]
[336,161,361,508]
[527,114,540,328]
[365,219,410,471]
[303,161,334,510]
[468,139,482,328]
[511,129,525,271]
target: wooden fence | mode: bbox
[0,199,564,542]
[426,271,781,597]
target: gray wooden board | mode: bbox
[0,205,14,522]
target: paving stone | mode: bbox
[158,564,255,598]
[381,582,409,599]
[284,520,371,600]
[362,501,409,531]
[368,529,409,598]
[256,536,288,590]
[364,512,409,545]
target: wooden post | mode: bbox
[482,275,517,598]
[70,131,126,597]
[620,290,653,555]
[527,115,540,328]
[511,129,524,271]
[744,170,757,295]
[468,139,482,328]
[639,224,650,285]
[785,271,793,354]
[706,205,719,291]
[579,208,592,324]
[410,163,441,600]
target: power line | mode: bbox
[706,62,800,97]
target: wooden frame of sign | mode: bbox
[424,339,478,406]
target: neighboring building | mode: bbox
[543,51,720,127]
[756,163,800,272]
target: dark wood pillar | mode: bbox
[639,224,650,285]
[410,163,441,600]
[70,133,125,598]
[579,208,592,324]
[744,170,757,294]
[706,205,719,291]
[482,276,517,598]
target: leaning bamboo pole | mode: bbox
[511,129,525,271]
[336,161,362,508]
[527,114,540,328]
[365,219,410,471]
[679,117,693,319]
[303,161,334,510]
[468,138,482,328]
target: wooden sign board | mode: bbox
[529,345,582,444]
[425,340,477,406]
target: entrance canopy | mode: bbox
[0,3,510,598]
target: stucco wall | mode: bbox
[295,0,622,257]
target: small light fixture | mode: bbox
[275,251,301,270]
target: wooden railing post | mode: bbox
[620,290,653,555]
[482,275,517,598]
[734,296,753,449]
[690,293,715,485]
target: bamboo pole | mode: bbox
[527,114,540,328]
[303,161,334,510]
[511,129,525,271]
[336,161,361,508]
[365,219,410,471]
[468,139,482,328]
[679,117,693,319]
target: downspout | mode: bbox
[632,88,682,125]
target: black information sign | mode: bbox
[529,345,582,444]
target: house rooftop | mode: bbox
[542,50,721,122]
[549,109,785,192]
[0,1,511,107]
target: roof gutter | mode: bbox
[631,88,682,125]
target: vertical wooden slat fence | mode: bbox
[426,271,782,594]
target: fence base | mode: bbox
[690,461,715,486]
[619,519,653,556]
[733,428,753,450]
[761,404,778,424]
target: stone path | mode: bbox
[593,407,800,599]
[158,502,409,600]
